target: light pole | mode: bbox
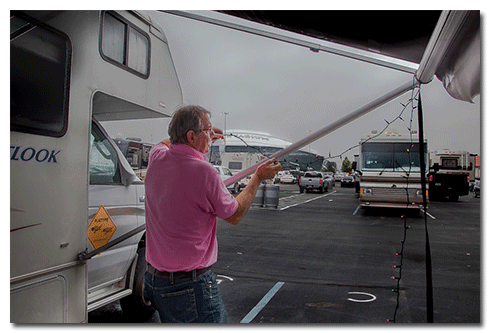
[221,112,230,138]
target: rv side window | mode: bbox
[228,162,242,170]
[100,11,150,78]
[442,158,458,169]
[90,124,121,185]
[10,14,70,137]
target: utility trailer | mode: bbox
[428,150,471,201]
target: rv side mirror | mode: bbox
[352,161,357,171]
[433,163,440,173]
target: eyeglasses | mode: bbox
[200,127,215,135]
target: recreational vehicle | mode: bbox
[10,10,182,322]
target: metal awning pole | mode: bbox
[224,79,417,187]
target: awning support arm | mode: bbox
[224,79,417,187]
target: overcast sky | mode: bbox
[102,10,481,161]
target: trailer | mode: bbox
[428,150,471,201]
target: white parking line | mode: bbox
[279,193,305,201]
[279,191,337,211]
[240,282,285,323]
[422,209,436,220]
[216,275,234,284]
[347,291,377,303]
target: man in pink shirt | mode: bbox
[144,105,281,323]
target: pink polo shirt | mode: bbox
[145,143,238,272]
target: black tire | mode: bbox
[299,186,304,193]
[120,247,155,320]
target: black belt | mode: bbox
[146,264,212,279]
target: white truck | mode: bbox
[298,171,331,193]
[428,150,471,201]
[10,10,182,323]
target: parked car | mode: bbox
[473,179,480,198]
[334,172,346,182]
[280,171,296,184]
[274,171,284,184]
[274,171,294,184]
[341,175,355,187]
[299,171,329,193]
[214,165,240,193]
[323,175,336,188]
[290,170,304,183]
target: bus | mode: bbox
[354,132,428,210]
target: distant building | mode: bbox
[208,130,324,171]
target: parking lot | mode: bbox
[89,183,481,324]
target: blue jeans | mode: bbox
[144,269,228,323]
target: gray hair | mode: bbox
[168,105,211,144]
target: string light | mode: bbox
[328,81,420,161]
[387,77,420,324]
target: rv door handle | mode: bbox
[139,196,145,202]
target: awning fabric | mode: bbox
[219,10,480,103]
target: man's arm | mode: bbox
[225,159,282,225]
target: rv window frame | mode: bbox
[99,10,151,79]
[89,120,123,185]
[10,12,71,138]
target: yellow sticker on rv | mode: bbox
[88,205,117,250]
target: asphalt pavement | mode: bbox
[89,183,481,324]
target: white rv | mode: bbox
[10,10,182,323]
[354,132,428,210]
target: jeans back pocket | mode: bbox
[159,287,198,323]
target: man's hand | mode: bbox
[255,158,283,182]
[225,158,282,225]
[211,127,224,143]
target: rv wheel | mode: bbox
[120,247,155,320]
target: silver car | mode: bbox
[214,165,240,193]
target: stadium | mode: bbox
[208,130,325,171]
